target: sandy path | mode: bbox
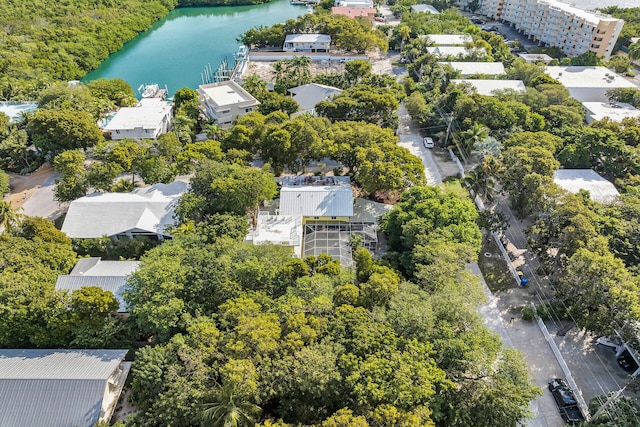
[3,163,55,209]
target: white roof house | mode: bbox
[0,349,131,427]
[283,34,331,52]
[518,53,553,64]
[198,80,260,129]
[583,102,640,124]
[246,213,303,257]
[279,176,353,218]
[452,79,526,96]
[61,181,187,239]
[426,46,487,58]
[545,66,638,102]
[439,62,506,76]
[336,0,374,8]
[422,34,472,46]
[55,257,140,312]
[103,98,172,141]
[411,4,440,14]
[288,83,343,114]
[554,169,620,203]
[0,102,37,123]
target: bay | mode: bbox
[81,0,304,97]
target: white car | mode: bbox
[423,137,434,148]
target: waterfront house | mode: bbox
[102,98,172,141]
[197,80,260,128]
[283,34,331,53]
[287,83,343,115]
[0,349,131,427]
[55,257,140,313]
[61,181,187,240]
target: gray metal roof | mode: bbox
[55,276,130,312]
[70,258,140,277]
[0,350,128,427]
[288,83,342,113]
[553,169,620,203]
[280,186,353,218]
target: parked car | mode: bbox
[617,349,639,373]
[423,137,434,148]
[374,16,385,22]
[548,379,585,424]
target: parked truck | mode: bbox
[548,378,585,424]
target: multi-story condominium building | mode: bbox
[457,0,623,59]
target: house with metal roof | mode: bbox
[0,349,131,427]
[411,4,439,14]
[426,46,487,59]
[283,34,331,53]
[288,83,343,115]
[553,169,620,204]
[422,34,472,46]
[439,62,506,77]
[452,79,526,96]
[61,181,187,240]
[55,257,140,312]
[102,98,173,141]
[197,80,260,129]
[279,176,353,220]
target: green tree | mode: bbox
[629,43,640,61]
[0,169,9,195]
[52,150,89,202]
[27,109,104,155]
[199,385,261,427]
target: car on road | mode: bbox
[617,349,639,373]
[548,378,585,424]
[423,137,434,148]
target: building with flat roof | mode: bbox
[426,46,487,58]
[554,169,619,203]
[439,62,506,76]
[0,349,130,427]
[103,98,172,141]
[422,34,473,46]
[518,53,554,63]
[411,4,440,14]
[61,181,187,240]
[458,0,623,59]
[55,258,140,312]
[583,101,640,124]
[288,83,343,115]
[331,6,377,21]
[545,66,637,102]
[335,0,374,8]
[198,80,260,129]
[452,79,525,96]
[283,34,331,53]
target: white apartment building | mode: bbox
[458,0,623,59]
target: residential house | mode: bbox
[103,98,173,141]
[452,79,526,95]
[422,34,473,46]
[287,83,343,115]
[553,169,619,203]
[426,46,487,58]
[55,257,140,313]
[197,80,260,129]
[439,62,506,77]
[0,349,131,427]
[411,4,440,14]
[0,102,37,123]
[335,0,374,8]
[545,66,637,102]
[582,101,640,124]
[283,34,331,53]
[61,181,187,240]
[518,53,554,64]
[331,6,377,22]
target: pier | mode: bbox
[200,45,250,85]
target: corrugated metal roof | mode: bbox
[0,350,128,427]
[70,259,139,277]
[61,181,186,238]
[55,276,129,312]
[553,169,620,203]
[288,83,342,112]
[280,185,353,217]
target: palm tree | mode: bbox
[398,25,411,52]
[242,74,268,101]
[199,386,261,427]
[0,201,22,233]
[204,122,224,141]
[629,43,640,62]
[287,55,311,87]
[463,122,489,157]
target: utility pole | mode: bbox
[592,371,639,421]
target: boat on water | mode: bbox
[137,83,168,100]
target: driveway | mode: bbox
[20,172,65,220]
[396,103,443,186]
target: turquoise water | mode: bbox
[81,0,304,97]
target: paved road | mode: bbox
[396,103,443,186]
[19,172,65,220]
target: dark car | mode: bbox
[548,379,585,424]
[617,349,639,373]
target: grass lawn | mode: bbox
[477,235,515,293]
[442,177,468,199]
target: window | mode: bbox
[219,109,230,114]
[245,108,252,113]
[331,216,337,220]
